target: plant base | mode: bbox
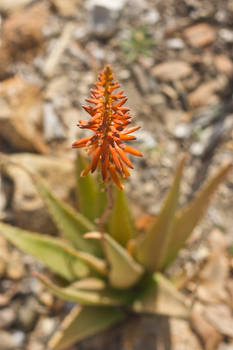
[75,314,171,350]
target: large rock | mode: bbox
[184,23,216,48]
[0,0,34,14]
[0,76,48,154]
[152,61,193,81]
[1,153,75,232]
[0,3,48,77]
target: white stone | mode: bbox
[86,0,127,12]
[174,124,191,139]
[166,38,185,50]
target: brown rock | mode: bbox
[205,304,233,338]
[1,153,74,232]
[18,296,39,331]
[0,76,48,154]
[0,308,16,328]
[226,280,233,305]
[184,23,216,47]
[197,250,229,304]
[191,303,222,350]
[152,61,193,81]
[171,318,202,350]
[188,80,220,107]
[0,330,18,350]
[0,2,48,75]
[6,250,26,280]
[0,0,34,14]
[214,55,233,75]
[51,0,80,16]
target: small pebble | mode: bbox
[12,331,25,347]
[174,123,191,139]
[0,308,16,328]
[0,330,17,350]
[190,142,204,156]
[166,38,185,50]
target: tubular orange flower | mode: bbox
[72,65,142,189]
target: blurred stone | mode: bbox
[0,2,48,72]
[226,279,233,305]
[166,38,185,50]
[214,55,233,75]
[18,296,39,331]
[118,69,131,80]
[45,76,69,101]
[218,344,233,350]
[1,153,74,232]
[0,308,16,328]
[11,331,25,347]
[86,0,127,38]
[6,251,26,280]
[219,29,233,43]
[143,9,160,24]
[132,64,156,95]
[36,317,57,337]
[170,318,202,350]
[0,76,48,154]
[147,93,166,108]
[0,0,34,14]
[191,303,222,350]
[196,230,229,304]
[188,80,220,107]
[174,123,191,139]
[43,103,66,141]
[190,142,205,156]
[205,304,233,338]
[190,127,212,156]
[0,258,6,278]
[43,23,74,78]
[39,292,54,308]
[135,130,157,149]
[208,230,228,253]
[51,0,80,16]
[184,23,216,47]
[198,253,229,303]
[0,331,18,350]
[152,61,192,81]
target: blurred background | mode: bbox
[0,0,232,349]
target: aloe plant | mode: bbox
[0,153,231,349]
[0,66,231,349]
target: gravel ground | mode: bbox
[0,0,232,349]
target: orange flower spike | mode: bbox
[72,65,142,189]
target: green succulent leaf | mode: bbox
[0,222,89,280]
[35,178,97,254]
[49,305,125,350]
[76,153,98,221]
[36,273,131,306]
[76,153,107,221]
[108,187,137,246]
[73,250,107,277]
[135,155,186,272]
[163,162,232,268]
[71,278,106,291]
[133,273,189,318]
[86,232,144,289]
